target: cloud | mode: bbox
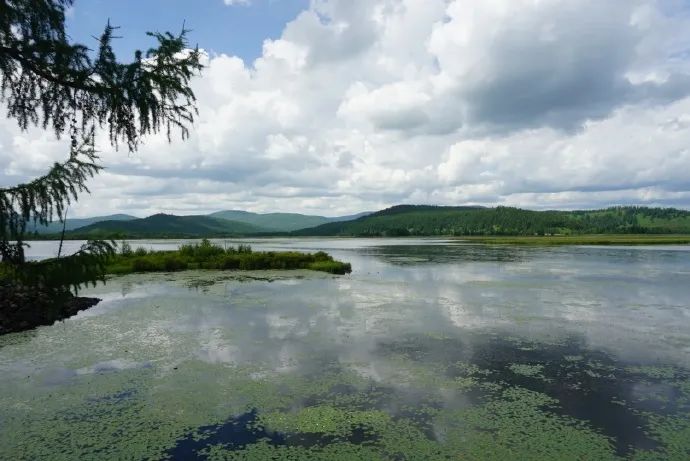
[2,0,690,217]
[223,0,251,6]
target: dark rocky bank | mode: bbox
[0,281,101,335]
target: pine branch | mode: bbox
[57,206,67,259]
[8,239,116,293]
[0,133,101,262]
[0,1,202,292]
[0,10,203,151]
[0,135,101,231]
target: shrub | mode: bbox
[105,263,131,275]
[308,261,352,275]
[220,255,241,270]
[134,247,148,257]
[119,241,133,256]
[163,255,187,272]
[226,244,252,255]
[179,239,226,261]
[239,253,272,270]
[131,258,161,272]
[313,251,331,262]
[0,262,11,281]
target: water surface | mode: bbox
[2,238,690,460]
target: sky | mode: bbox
[2,0,690,217]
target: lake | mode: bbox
[2,238,689,460]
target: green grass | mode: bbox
[107,240,352,275]
[457,234,690,245]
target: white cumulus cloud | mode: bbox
[3,0,690,217]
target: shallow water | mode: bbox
[2,238,690,460]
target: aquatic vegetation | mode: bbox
[258,406,391,437]
[453,361,491,377]
[626,365,678,380]
[564,355,584,362]
[1,242,689,460]
[304,260,353,274]
[676,380,690,407]
[106,240,352,275]
[509,363,546,379]
[633,413,690,460]
[203,440,386,461]
[436,387,620,461]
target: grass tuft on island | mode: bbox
[457,234,690,246]
[107,239,352,275]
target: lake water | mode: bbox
[2,238,690,460]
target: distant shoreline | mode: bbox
[454,234,690,245]
[24,234,690,246]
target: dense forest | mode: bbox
[292,205,690,237]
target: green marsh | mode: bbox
[106,239,352,275]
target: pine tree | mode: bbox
[0,0,202,290]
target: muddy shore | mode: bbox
[0,282,100,335]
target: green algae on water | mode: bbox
[508,363,546,379]
[2,241,690,460]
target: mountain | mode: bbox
[43,205,690,239]
[28,214,137,234]
[209,210,371,232]
[293,205,690,236]
[66,214,265,238]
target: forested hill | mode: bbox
[292,206,690,237]
[42,206,690,239]
[27,214,137,234]
[66,214,265,238]
[29,210,371,235]
[209,210,370,232]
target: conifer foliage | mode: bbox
[0,0,202,291]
